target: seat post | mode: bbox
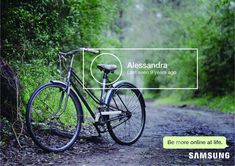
[100,72,108,103]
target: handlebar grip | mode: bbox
[83,48,100,54]
[56,48,100,61]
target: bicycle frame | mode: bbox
[61,53,128,133]
[26,48,146,152]
[64,53,103,114]
[70,70,102,120]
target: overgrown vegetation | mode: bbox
[140,0,234,111]
[156,95,235,113]
[1,0,234,125]
[1,0,121,113]
[1,0,124,146]
[160,0,234,96]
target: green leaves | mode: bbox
[1,0,121,112]
[148,0,234,96]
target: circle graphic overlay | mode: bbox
[90,52,122,85]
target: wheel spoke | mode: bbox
[107,86,145,145]
[26,84,81,152]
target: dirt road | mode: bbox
[1,101,235,165]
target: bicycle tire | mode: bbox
[106,82,146,145]
[26,82,82,152]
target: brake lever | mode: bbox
[61,55,67,61]
[56,53,68,62]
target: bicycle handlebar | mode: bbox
[82,48,100,54]
[58,48,100,57]
[56,48,100,62]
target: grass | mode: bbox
[155,95,235,114]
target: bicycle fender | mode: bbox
[50,80,84,122]
[104,80,146,108]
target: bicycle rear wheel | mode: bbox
[106,83,146,145]
[26,82,82,152]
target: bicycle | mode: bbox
[26,48,146,152]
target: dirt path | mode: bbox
[1,101,235,165]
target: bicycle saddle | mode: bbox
[97,64,117,73]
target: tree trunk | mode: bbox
[0,57,20,122]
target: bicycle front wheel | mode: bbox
[106,83,146,145]
[26,82,82,152]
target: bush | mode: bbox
[1,0,121,111]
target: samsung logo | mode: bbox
[189,152,230,159]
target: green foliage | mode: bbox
[1,0,234,114]
[121,0,234,111]
[2,0,120,61]
[142,0,235,98]
[199,1,234,95]
[10,59,59,106]
[1,0,121,112]
[156,0,234,96]
[156,94,235,113]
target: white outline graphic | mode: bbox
[90,53,123,85]
[83,48,198,90]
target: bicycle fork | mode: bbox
[51,55,74,120]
